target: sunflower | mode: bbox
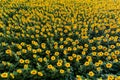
[106,63,112,68]
[30,70,37,75]
[1,72,8,78]
[38,72,43,76]
[59,69,65,74]
[88,71,94,77]
[65,63,70,68]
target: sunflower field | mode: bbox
[0,0,120,80]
